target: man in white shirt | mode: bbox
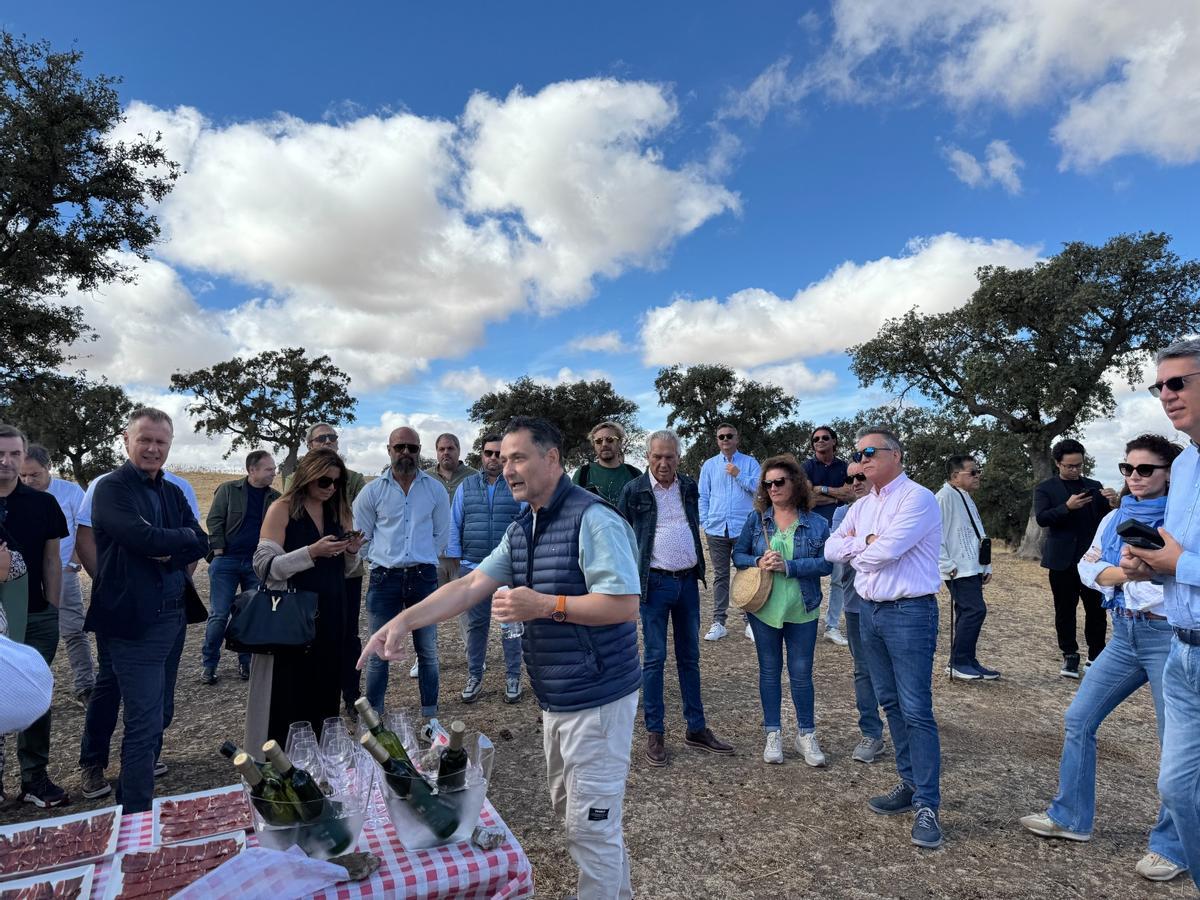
[935,455,998,681]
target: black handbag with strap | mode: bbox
[956,489,991,566]
[225,581,319,654]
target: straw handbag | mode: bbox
[731,515,773,614]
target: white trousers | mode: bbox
[543,690,638,900]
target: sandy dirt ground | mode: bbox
[0,472,1193,898]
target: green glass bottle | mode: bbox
[436,721,469,793]
[262,741,353,855]
[233,752,297,826]
[353,700,415,796]
[361,733,460,841]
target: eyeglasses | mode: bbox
[844,473,867,484]
[482,449,501,458]
[1058,461,1084,470]
[315,476,339,489]
[593,436,619,445]
[763,477,789,489]
[716,433,736,440]
[391,443,420,454]
[1118,462,1170,477]
[961,469,983,477]
[812,434,833,443]
[311,434,338,444]
[1148,371,1200,397]
[851,446,895,462]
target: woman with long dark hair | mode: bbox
[1021,434,1187,883]
[733,453,832,767]
[246,449,363,750]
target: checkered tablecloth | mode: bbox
[89,800,534,899]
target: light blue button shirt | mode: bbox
[47,478,86,567]
[353,468,450,569]
[1163,444,1200,629]
[698,451,761,538]
[446,478,526,573]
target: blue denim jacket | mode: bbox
[732,507,832,612]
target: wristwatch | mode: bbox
[820,485,829,495]
[551,594,568,623]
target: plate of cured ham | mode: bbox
[0,863,94,899]
[0,808,121,880]
[101,831,245,900]
[151,786,252,845]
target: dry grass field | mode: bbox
[0,471,1192,898]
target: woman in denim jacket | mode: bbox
[733,454,832,767]
[1020,434,1187,884]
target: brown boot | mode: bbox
[646,732,667,767]
[685,727,735,755]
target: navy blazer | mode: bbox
[87,462,208,638]
[1033,475,1109,571]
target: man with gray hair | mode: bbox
[574,420,641,506]
[618,430,733,766]
[826,426,945,849]
[1122,337,1200,887]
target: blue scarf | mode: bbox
[1099,494,1168,609]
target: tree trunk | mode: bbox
[70,452,88,488]
[280,445,300,477]
[1016,444,1054,559]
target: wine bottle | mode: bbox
[262,740,353,854]
[436,721,468,793]
[221,740,278,779]
[361,733,460,840]
[232,752,297,826]
[353,699,412,763]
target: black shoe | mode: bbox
[238,662,251,681]
[21,775,70,809]
[868,783,915,816]
[911,806,944,848]
[1060,654,1080,679]
[200,667,218,685]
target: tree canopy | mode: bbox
[849,232,1200,554]
[170,348,357,475]
[467,376,642,471]
[654,364,813,474]
[0,372,133,486]
[0,31,178,383]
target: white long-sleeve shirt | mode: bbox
[0,634,53,733]
[935,484,991,580]
[1078,510,1164,613]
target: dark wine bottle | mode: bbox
[436,721,468,793]
[262,740,353,854]
[233,752,297,826]
[353,700,417,796]
[221,740,279,779]
[361,733,460,840]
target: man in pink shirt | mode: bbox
[825,427,944,849]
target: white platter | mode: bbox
[0,805,122,880]
[151,784,252,845]
[101,830,246,900]
[0,862,95,898]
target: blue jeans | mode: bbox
[826,579,845,632]
[747,614,818,732]
[1047,612,1182,864]
[80,606,186,813]
[860,597,941,810]
[1159,636,1200,888]
[844,611,883,740]
[466,593,523,681]
[364,564,439,717]
[641,572,706,734]
[202,555,254,670]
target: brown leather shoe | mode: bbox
[685,727,734,755]
[646,732,668,767]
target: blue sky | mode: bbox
[10,1,1200,479]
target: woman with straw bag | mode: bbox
[733,454,832,766]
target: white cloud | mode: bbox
[718,58,806,125]
[93,80,736,392]
[640,233,1040,368]
[438,367,510,399]
[745,361,838,396]
[568,331,628,353]
[943,139,1024,193]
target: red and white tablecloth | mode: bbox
[88,801,534,899]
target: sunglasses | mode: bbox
[1118,462,1170,477]
[315,475,340,489]
[850,446,895,462]
[812,435,833,443]
[961,468,983,477]
[763,477,789,489]
[1148,371,1200,398]
[311,434,338,444]
[482,449,501,458]
[844,473,867,484]
[391,443,420,454]
[593,436,619,445]
[717,433,736,440]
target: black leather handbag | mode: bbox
[225,582,319,654]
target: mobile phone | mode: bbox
[343,529,364,541]
[1116,519,1164,550]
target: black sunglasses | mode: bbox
[1118,462,1170,477]
[763,477,789,488]
[315,475,340,489]
[482,449,501,458]
[717,433,736,440]
[1148,371,1200,398]
[812,434,833,443]
[593,436,619,445]
[844,473,867,484]
[391,443,420,454]
[311,433,338,444]
[851,446,895,462]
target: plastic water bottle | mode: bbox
[496,586,524,639]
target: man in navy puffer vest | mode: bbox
[360,417,642,899]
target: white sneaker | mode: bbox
[824,627,848,646]
[745,624,755,643]
[704,622,728,641]
[763,729,783,764]
[409,661,419,679]
[796,731,827,767]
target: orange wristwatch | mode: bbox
[551,594,567,623]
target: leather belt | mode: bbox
[1175,627,1200,646]
[1112,607,1167,621]
[872,594,935,605]
[650,567,695,578]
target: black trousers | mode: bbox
[947,574,987,666]
[341,575,364,706]
[1047,567,1106,660]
